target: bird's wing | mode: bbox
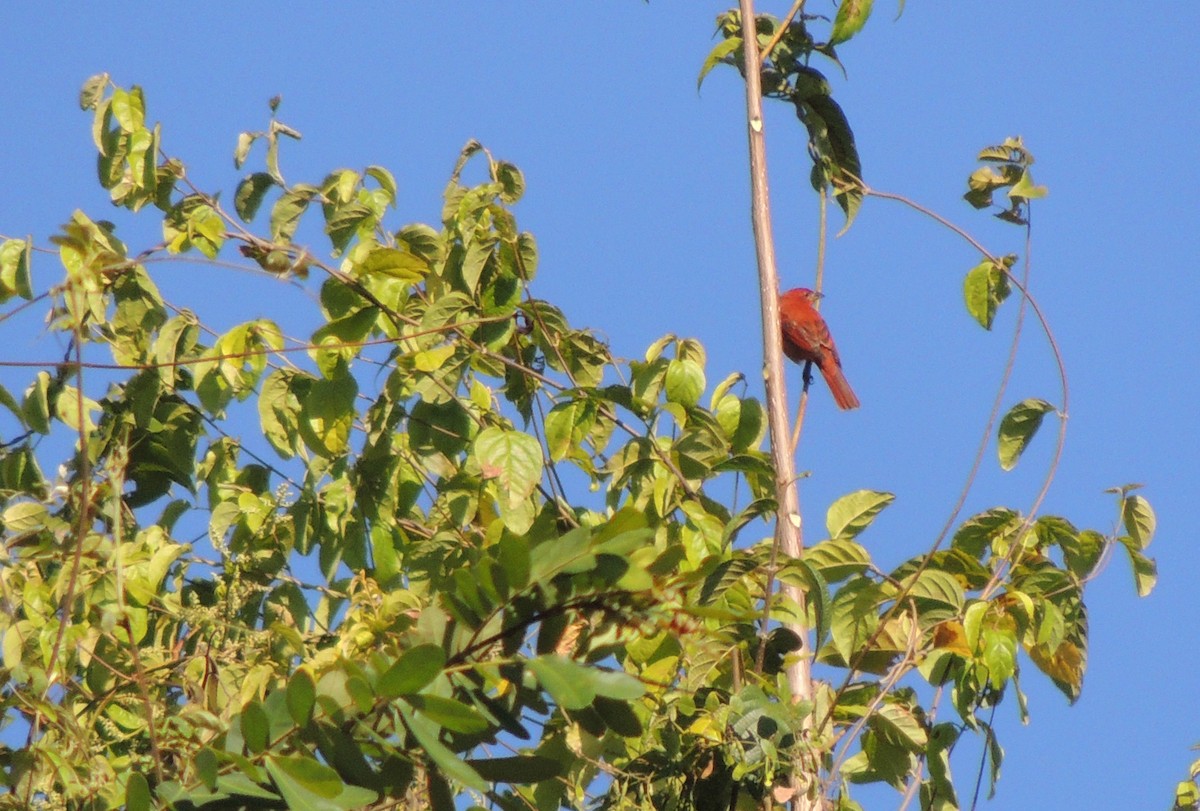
[782,310,833,365]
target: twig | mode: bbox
[760,0,808,64]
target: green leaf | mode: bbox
[1061,528,1105,581]
[22,371,52,435]
[241,700,270,754]
[286,670,316,727]
[235,132,255,169]
[365,165,398,204]
[409,399,472,457]
[1122,494,1155,549]
[378,644,446,698]
[325,202,374,254]
[407,694,489,734]
[697,37,741,91]
[803,538,871,582]
[265,754,378,810]
[997,398,1055,471]
[952,508,1021,558]
[55,385,100,431]
[474,427,544,510]
[1008,169,1048,201]
[795,94,863,232]
[495,161,525,203]
[873,701,926,751]
[79,73,108,110]
[589,667,647,701]
[258,369,306,459]
[830,579,882,663]
[110,86,145,132]
[1120,542,1157,597]
[830,0,875,45]
[301,371,358,458]
[0,239,33,302]
[125,772,151,811]
[528,526,595,584]
[356,246,429,283]
[981,627,1017,686]
[235,173,276,221]
[901,569,964,611]
[778,557,831,646]
[400,706,487,792]
[271,184,319,244]
[665,358,705,409]
[527,655,597,710]
[963,259,1011,330]
[466,755,564,784]
[826,490,894,540]
[544,398,594,462]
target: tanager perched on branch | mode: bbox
[779,287,859,410]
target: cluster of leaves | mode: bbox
[690,7,1155,809]
[699,6,868,231]
[1175,750,1200,810]
[0,50,1157,811]
[0,75,784,810]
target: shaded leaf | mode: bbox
[830,579,882,663]
[265,754,378,810]
[286,670,316,727]
[407,695,489,735]
[400,706,487,792]
[466,755,564,784]
[235,172,276,221]
[997,399,1054,471]
[526,655,597,710]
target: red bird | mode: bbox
[779,287,860,410]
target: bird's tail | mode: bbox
[820,364,860,410]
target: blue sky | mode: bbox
[1,2,1197,808]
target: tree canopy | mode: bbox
[0,6,1160,811]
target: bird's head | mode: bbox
[782,287,823,304]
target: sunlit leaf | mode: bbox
[1122,494,1156,549]
[665,358,705,409]
[963,259,1011,330]
[697,36,741,91]
[378,645,446,698]
[830,0,874,45]
[826,489,894,540]
[474,427,543,509]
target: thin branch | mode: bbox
[760,0,808,64]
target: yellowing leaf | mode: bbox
[830,0,875,46]
[963,259,1011,330]
[665,358,705,409]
